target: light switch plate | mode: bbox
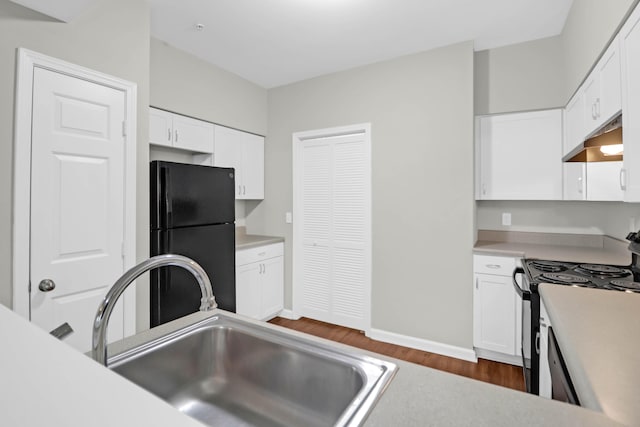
[285,212,293,224]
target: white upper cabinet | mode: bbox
[563,89,586,157]
[563,163,587,200]
[621,3,640,202]
[583,35,622,136]
[586,161,624,201]
[149,107,214,153]
[476,109,563,200]
[214,125,265,200]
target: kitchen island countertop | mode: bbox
[0,303,623,427]
[539,285,640,426]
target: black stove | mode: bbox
[522,259,638,293]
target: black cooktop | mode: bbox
[523,259,640,293]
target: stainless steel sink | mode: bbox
[109,313,397,426]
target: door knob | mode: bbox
[38,279,56,292]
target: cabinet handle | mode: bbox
[475,278,478,289]
[243,185,246,195]
[485,264,501,269]
[175,129,179,142]
[167,128,171,141]
[620,168,627,191]
[238,185,242,195]
[258,252,266,256]
[482,183,486,196]
[577,176,583,194]
[535,331,541,355]
[596,98,601,118]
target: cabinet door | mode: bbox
[236,262,261,319]
[241,133,264,200]
[261,256,284,319]
[473,274,518,355]
[583,76,600,133]
[621,4,640,202]
[149,108,173,147]
[586,161,624,201]
[598,37,622,125]
[172,115,214,153]
[563,163,586,200]
[477,110,563,200]
[214,126,244,198]
[563,90,586,156]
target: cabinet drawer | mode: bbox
[473,255,517,276]
[236,242,284,266]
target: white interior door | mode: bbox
[29,67,127,352]
[294,126,371,331]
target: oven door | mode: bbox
[513,267,538,394]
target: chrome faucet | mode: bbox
[92,254,217,366]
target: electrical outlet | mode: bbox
[285,212,293,224]
[502,212,512,226]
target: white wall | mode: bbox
[0,0,150,331]
[251,42,475,349]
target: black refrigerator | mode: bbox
[150,161,236,327]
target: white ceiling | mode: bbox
[149,0,574,88]
[10,0,575,89]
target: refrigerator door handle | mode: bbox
[163,167,172,228]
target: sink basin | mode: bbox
[109,313,397,426]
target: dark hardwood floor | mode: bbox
[269,316,525,392]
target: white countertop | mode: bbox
[0,303,624,427]
[539,285,640,426]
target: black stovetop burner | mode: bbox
[524,259,638,293]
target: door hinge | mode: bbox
[122,121,127,137]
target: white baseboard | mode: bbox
[277,309,301,320]
[367,328,478,363]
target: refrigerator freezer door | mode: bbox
[151,161,235,230]
[150,223,236,327]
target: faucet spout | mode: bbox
[92,254,216,366]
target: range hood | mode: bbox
[563,114,623,162]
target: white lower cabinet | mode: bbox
[473,255,522,365]
[236,243,284,321]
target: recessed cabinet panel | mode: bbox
[563,163,587,201]
[148,107,214,154]
[586,161,624,201]
[476,110,563,200]
[473,255,521,363]
[149,108,173,148]
[236,243,284,321]
[214,125,264,200]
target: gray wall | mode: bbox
[0,0,150,331]
[477,201,640,240]
[250,42,475,348]
[150,38,268,136]
[475,36,566,115]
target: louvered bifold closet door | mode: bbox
[299,133,370,331]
